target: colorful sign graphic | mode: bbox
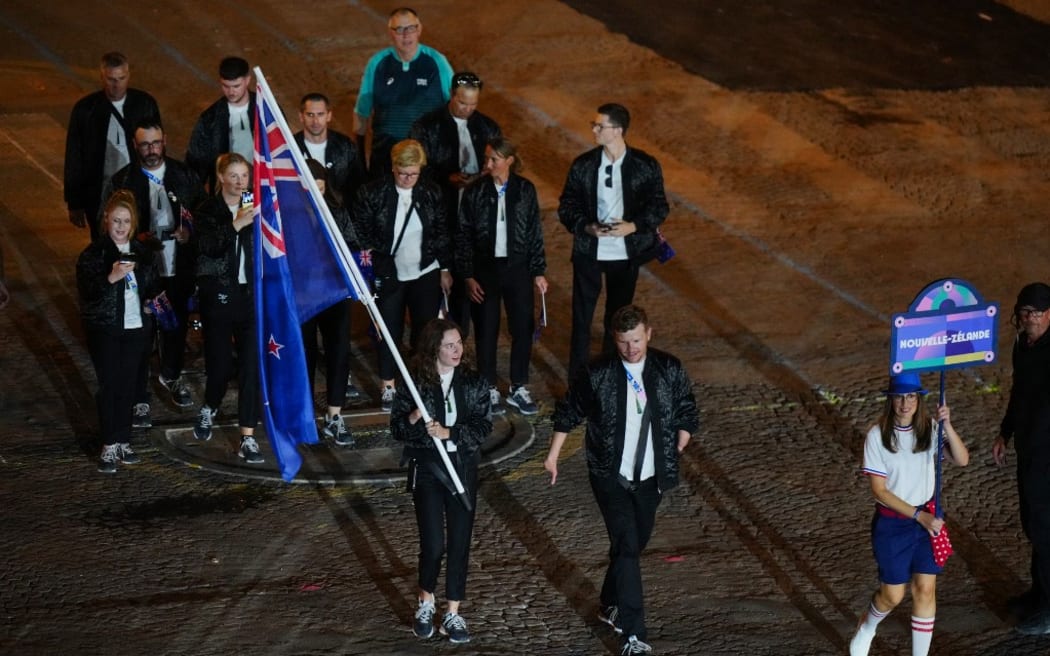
[890,279,999,375]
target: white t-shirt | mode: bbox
[493,180,508,258]
[392,186,438,281]
[619,358,655,482]
[104,98,131,179]
[304,140,326,164]
[117,242,142,330]
[439,370,458,452]
[228,103,253,162]
[862,421,936,506]
[596,151,628,261]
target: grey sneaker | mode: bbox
[506,385,538,415]
[132,403,152,428]
[193,405,216,441]
[159,375,193,407]
[239,436,264,464]
[117,442,140,465]
[440,612,470,644]
[621,636,653,655]
[98,444,119,474]
[323,414,355,447]
[598,605,623,634]
[488,386,505,416]
[413,599,436,639]
[381,385,396,413]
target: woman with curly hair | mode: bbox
[390,317,491,644]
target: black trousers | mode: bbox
[590,475,662,641]
[447,274,473,339]
[133,270,197,404]
[86,324,149,446]
[199,282,258,428]
[569,259,639,380]
[301,299,351,408]
[375,269,442,381]
[471,258,534,387]
[413,455,479,601]
[1018,451,1050,607]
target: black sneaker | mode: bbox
[621,635,653,655]
[413,599,436,639]
[239,436,264,464]
[1016,608,1050,635]
[323,414,355,447]
[194,405,216,441]
[117,443,141,465]
[345,375,364,402]
[98,444,119,474]
[598,605,623,634]
[440,612,470,644]
[381,385,395,413]
[159,375,193,408]
[506,385,539,415]
[488,386,505,416]
[132,403,152,428]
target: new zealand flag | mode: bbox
[253,79,360,481]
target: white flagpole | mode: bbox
[254,68,470,505]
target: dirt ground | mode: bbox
[3,1,1050,654]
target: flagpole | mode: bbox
[254,68,471,507]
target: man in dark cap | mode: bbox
[993,282,1050,634]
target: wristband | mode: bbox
[912,507,921,521]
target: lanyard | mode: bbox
[624,365,646,415]
[142,168,164,187]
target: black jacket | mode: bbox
[103,157,207,276]
[64,89,161,219]
[552,348,699,491]
[293,129,367,208]
[76,236,159,332]
[194,194,253,288]
[557,146,669,263]
[186,93,257,193]
[455,173,546,278]
[410,106,501,191]
[391,367,492,458]
[1001,331,1050,458]
[351,176,451,279]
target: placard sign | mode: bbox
[890,279,999,375]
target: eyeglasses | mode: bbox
[389,23,420,35]
[603,164,613,188]
[1018,307,1047,319]
[452,73,482,90]
[395,170,420,179]
[892,393,919,402]
[136,140,164,151]
[591,122,617,131]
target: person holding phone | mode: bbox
[76,190,159,473]
[192,153,263,463]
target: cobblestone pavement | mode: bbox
[3,1,1050,655]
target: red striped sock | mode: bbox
[911,615,934,656]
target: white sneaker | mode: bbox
[849,625,875,656]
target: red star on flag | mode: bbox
[267,334,285,359]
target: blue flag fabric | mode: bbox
[253,90,358,482]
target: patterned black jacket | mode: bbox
[552,348,699,491]
[557,146,669,264]
[455,173,546,279]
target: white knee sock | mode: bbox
[911,616,934,656]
